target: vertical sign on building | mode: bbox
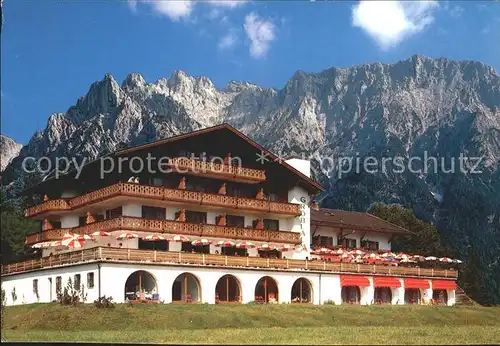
[299,196,307,250]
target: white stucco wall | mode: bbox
[314,226,392,251]
[2,263,100,305]
[1,262,455,307]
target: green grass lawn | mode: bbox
[2,304,500,344]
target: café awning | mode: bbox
[340,275,370,287]
[373,277,401,288]
[432,280,457,290]
[404,278,430,289]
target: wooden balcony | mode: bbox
[1,247,459,280]
[168,157,266,183]
[25,216,302,245]
[25,183,301,218]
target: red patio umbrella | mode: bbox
[313,247,332,255]
[75,234,96,241]
[257,243,276,251]
[236,241,255,249]
[143,234,166,241]
[62,233,84,249]
[192,239,212,246]
[92,231,111,237]
[279,244,295,252]
[116,232,139,240]
[170,235,190,242]
[215,240,236,248]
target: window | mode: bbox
[78,216,86,226]
[142,206,166,220]
[149,177,163,186]
[33,279,38,294]
[106,207,122,219]
[56,276,62,292]
[346,239,357,248]
[361,240,379,251]
[263,219,279,230]
[186,211,207,224]
[338,237,357,248]
[226,215,244,227]
[74,274,81,289]
[87,273,95,289]
[319,236,334,247]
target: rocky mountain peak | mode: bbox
[0,135,22,171]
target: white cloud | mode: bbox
[449,5,464,18]
[207,0,246,8]
[128,0,245,21]
[351,1,438,50]
[219,31,238,50]
[244,12,276,58]
[149,1,194,21]
[128,0,194,20]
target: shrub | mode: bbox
[11,287,17,304]
[323,299,336,305]
[57,278,86,306]
[94,296,115,309]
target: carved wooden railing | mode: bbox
[168,157,266,183]
[1,247,459,279]
[25,216,302,245]
[25,183,300,217]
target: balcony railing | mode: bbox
[1,247,459,280]
[168,157,266,183]
[25,183,301,218]
[25,216,302,245]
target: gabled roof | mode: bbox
[26,123,324,194]
[116,123,324,193]
[311,207,410,235]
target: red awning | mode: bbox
[404,278,430,289]
[432,280,456,290]
[340,275,370,287]
[373,277,401,288]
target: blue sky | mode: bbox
[2,0,500,144]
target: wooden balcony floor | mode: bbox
[1,247,458,280]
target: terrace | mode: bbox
[0,246,459,279]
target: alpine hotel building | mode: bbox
[1,124,458,306]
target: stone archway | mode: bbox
[374,287,392,304]
[124,270,157,301]
[255,276,279,303]
[172,273,201,303]
[341,286,361,304]
[432,289,448,305]
[291,278,313,303]
[215,275,241,303]
[404,288,422,304]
